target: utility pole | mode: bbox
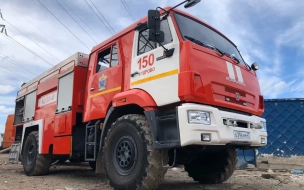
[0,24,7,35]
[0,9,7,35]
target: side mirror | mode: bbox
[147,10,164,43]
[147,10,160,30]
[148,29,164,42]
[184,0,201,8]
[251,62,259,71]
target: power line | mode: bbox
[36,0,91,50]
[0,63,30,80]
[0,53,39,75]
[1,0,74,55]
[55,0,98,44]
[0,32,54,66]
[0,10,61,62]
[60,0,102,42]
[123,0,136,21]
[88,0,116,33]
[121,0,135,21]
[84,0,115,35]
[88,0,116,34]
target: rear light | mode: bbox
[259,95,264,110]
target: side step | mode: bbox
[85,120,101,161]
[8,143,21,164]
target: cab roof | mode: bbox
[91,6,236,53]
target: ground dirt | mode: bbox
[1,154,304,190]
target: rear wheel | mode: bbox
[103,114,169,190]
[22,131,52,176]
[184,148,237,184]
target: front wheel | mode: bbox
[184,148,237,184]
[103,114,169,190]
[22,131,52,176]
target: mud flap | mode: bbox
[8,143,21,164]
[95,151,105,174]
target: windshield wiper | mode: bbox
[243,62,252,70]
[184,36,252,70]
[228,54,240,64]
[184,36,225,56]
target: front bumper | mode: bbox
[177,103,267,147]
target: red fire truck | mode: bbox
[9,0,267,189]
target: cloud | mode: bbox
[276,18,304,52]
[0,85,15,94]
[0,106,14,114]
[258,77,287,98]
[0,96,16,106]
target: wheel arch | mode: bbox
[95,103,152,174]
[99,89,158,151]
[21,125,38,154]
[21,119,44,154]
[112,88,157,108]
[99,104,145,153]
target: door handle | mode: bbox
[90,88,95,91]
[130,71,139,77]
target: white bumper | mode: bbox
[177,103,267,147]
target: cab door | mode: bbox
[130,15,180,106]
[85,42,122,121]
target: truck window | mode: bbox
[111,44,119,67]
[174,12,246,65]
[96,44,119,73]
[138,30,156,55]
[159,19,173,46]
[137,19,173,55]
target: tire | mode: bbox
[89,161,96,171]
[22,131,52,176]
[102,114,169,190]
[184,148,237,184]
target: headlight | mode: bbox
[188,111,211,125]
[260,121,267,132]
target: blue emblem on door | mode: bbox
[98,74,107,91]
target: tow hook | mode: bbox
[225,119,238,127]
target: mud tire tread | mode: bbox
[184,148,237,184]
[23,131,52,176]
[102,114,168,190]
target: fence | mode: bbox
[237,98,304,169]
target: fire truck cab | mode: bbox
[10,1,267,189]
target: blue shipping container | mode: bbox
[237,98,304,168]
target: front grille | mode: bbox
[217,106,252,116]
[236,121,248,128]
[222,119,248,128]
[225,87,246,97]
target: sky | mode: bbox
[0,0,303,133]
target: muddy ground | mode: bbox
[1,154,304,190]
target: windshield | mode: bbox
[174,12,246,65]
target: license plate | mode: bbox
[233,131,250,140]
